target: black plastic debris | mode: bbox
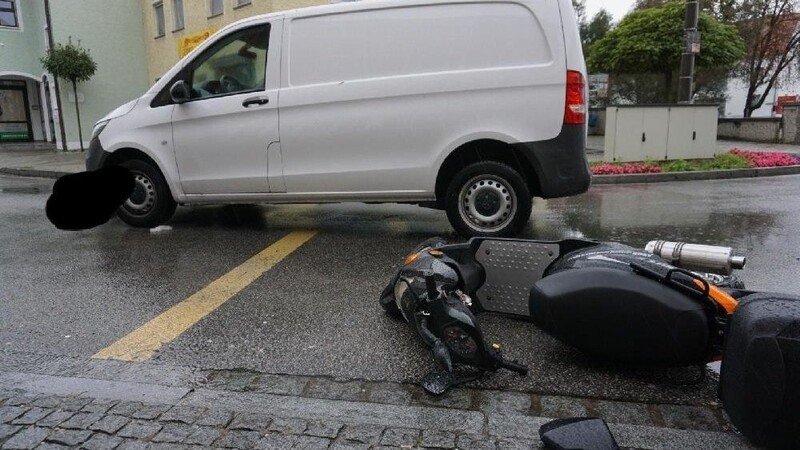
[46,165,134,230]
[539,417,620,450]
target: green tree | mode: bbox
[41,38,97,151]
[582,9,614,57]
[588,1,745,102]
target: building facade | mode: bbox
[723,67,800,118]
[0,0,353,149]
[0,0,151,149]
[141,0,328,84]
[0,0,50,143]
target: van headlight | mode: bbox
[91,120,110,141]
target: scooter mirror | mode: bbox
[421,371,453,396]
[432,340,453,373]
[539,417,620,450]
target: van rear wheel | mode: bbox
[116,159,176,228]
[445,161,531,237]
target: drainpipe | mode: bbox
[44,0,68,151]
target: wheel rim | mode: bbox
[458,175,517,233]
[124,171,156,216]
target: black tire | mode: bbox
[444,161,532,237]
[116,159,177,228]
[379,282,403,318]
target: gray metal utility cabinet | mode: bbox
[603,105,719,162]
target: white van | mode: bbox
[87,0,591,237]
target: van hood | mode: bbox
[99,98,139,123]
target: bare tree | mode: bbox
[635,0,739,22]
[736,0,800,116]
[583,9,614,56]
[572,0,587,24]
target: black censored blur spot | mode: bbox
[46,166,135,230]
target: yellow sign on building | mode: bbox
[178,29,217,58]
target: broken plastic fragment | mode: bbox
[150,225,173,233]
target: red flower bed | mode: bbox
[729,149,800,168]
[592,163,663,175]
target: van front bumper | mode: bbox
[86,136,110,171]
[513,124,592,199]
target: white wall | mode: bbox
[724,67,800,118]
[49,0,150,149]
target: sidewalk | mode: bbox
[0,350,752,449]
[0,145,85,178]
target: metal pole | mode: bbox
[678,0,699,103]
[44,0,68,151]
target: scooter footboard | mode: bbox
[473,239,561,316]
[528,267,713,365]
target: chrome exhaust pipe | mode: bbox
[645,240,746,275]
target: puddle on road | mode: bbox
[2,187,44,194]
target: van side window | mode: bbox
[188,24,270,100]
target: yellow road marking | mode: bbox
[93,230,318,362]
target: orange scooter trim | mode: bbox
[694,279,739,314]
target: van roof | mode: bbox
[225,0,535,31]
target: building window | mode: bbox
[154,1,165,37]
[209,0,223,18]
[173,0,184,31]
[0,0,19,29]
[234,0,252,8]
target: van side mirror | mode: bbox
[170,80,191,104]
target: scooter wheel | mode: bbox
[379,282,403,318]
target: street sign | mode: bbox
[776,95,800,114]
[687,31,701,54]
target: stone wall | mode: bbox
[717,117,782,143]
[783,104,800,145]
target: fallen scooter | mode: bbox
[379,237,800,449]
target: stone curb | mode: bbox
[0,351,730,429]
[592,164,800,184]
[0,369,753,449]
[0,168,73,179]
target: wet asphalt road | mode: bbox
[2,174,800,406]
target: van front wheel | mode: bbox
[116,159,177,228]
[445,162,531,237]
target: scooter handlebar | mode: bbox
[500,360,529,375]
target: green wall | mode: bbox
[0,1,47,77]
[49,0,150,148]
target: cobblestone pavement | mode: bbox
[0,351,753,449]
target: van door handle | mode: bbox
[242,96,269,107]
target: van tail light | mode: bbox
[564,70,586,125]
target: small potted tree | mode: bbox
[41,37,97,152]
